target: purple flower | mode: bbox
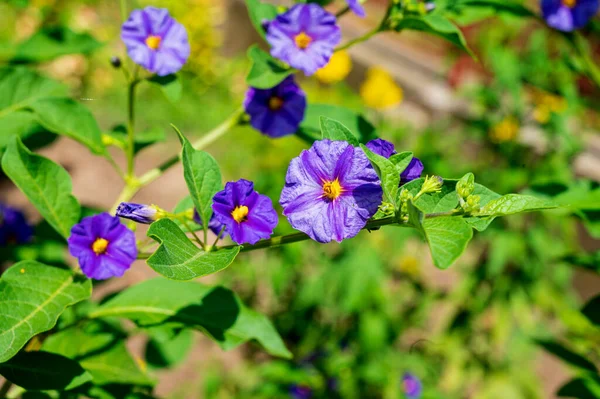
[541,0,599,31]
[212,179,278,245]
[0,204,33,246]
[68,213,137,280]
[280,140,382,243]
[116,202,161,224]
[244,76,307,138]
[193,209,227,237]
[289,385,312,399]
[402,373,422,399]
[347,0,366,17]
[121,6,190,76]
[365,138,424,183]
[266,4,341,76]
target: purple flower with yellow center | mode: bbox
[116,202,165,225]
[402,373,422,399]
[0,204,33,246]
[244,76,307,138]
[347,0,366,17]
[266,4,341,76]
[280,140,382,243]
[212,179,278,245]
[121,6,190,76]
[541,0,599,31]
[68,213,137,280]
[193,209,227,237]
[365,138,424,183]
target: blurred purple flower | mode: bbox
[289,384,312,399]
[68,213,137,280]
[541,0,599,31]
[280,140,382,243]
[402,373,422,399]
[121,6,190,76]
[212,179,278,245]
[347,0,366,17]
[266,4,341,76]
[193,209,227,237]
[0,204,33,246]
[244,76,307,137]
[365,138,424,183]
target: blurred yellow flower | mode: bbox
[315,50,352,84]
[532,91,567,124]
[489,117,520,143]
[360,67,403,110]
[396,255,420,278]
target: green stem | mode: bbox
[573,32,600,89]
[336,5,351,18]
[110,181,140,214]
[335,27,380,52]
[126,72,139,179]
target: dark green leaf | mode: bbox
[1,136,80,238]
[582,295,600,326]
[557,377,600,399]
[0,111,50,150]
[145,328,194,369]
[147,74,182,103]
[297,103,376,143]
[245,0,278,39]
[361,144,399,205]
[452,0,536,18]
[0,261,91,362]
[147,219,240,280]
[319,117,359,146]
[246,45,293,89]
[536,339,598,373]
[12,27,101,62]
[29,98,106,154]
[88,278,292,358]
[0,351,91,391]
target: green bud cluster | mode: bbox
[398,188,414,222]
[457,173,480,214]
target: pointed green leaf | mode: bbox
[29,98,105,154]
[176,130,222,234]
[43,329,154,386]
[0,351,91,391]
[88,278,292,358]
[557,377,600,399]
[389,151,413,175]
[297,103,376,144]
[1,136,80,238]
[320,117,359,146]
[476,194,557,217]
[536,339,597,373]
[147,219,240,280]
[0,261,91,362]
[582,295,600,326]
[361,144,400,205]
[246,45,293,89]
[245,0,278,39]
[12,26,102,62]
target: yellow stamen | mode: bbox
[268,97,284,111]
[145,35,162,50]
[92,238,109,255]
[562,0,577,7]
[322,178,343,200]
[294,32,312,50]
[231,206,249,223]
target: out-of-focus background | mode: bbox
[1,0,599,398]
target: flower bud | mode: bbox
[420,175,443,195]
[110,56,122,69]
[466,195,481,211]
[116,203,166,224]
[456,173,475,198]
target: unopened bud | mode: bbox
[466,195,481,211]
[110,56,122,69]
[421,175,443,194]
[457,173,475,198]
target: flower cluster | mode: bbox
[0,203,32,246]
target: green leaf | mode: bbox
[245,0,278,39]
[147,219,240,280]
[582,295,600,326]
[147,74,182,103]
[0,111,50,150]
[319,117,359,146]
[452,0,536,18]
[0,351,92,391]
[394,15,474,57]
[1,136,81,239]
[145,328,194,369]
[476,194,557,217]
[536,339,598,373]
[43,329,154,386]
[0,261,91,362]
[12,27,102,62]
[176,130,222,233]
[361,144,400,205]
[246,45,293,89]
[557,377,600,399]
[389,151,413,175]
[297,103,377,144]
[29,98,105,154]
[0,66,67,119]
[88,278,292,358]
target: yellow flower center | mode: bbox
[562,0,577,7]
[268,96,284,111]
[231,206,249,223]
[92,238,109,255]
[145,35,162,50]
[322,178,343,200]
[294,32,312,50]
